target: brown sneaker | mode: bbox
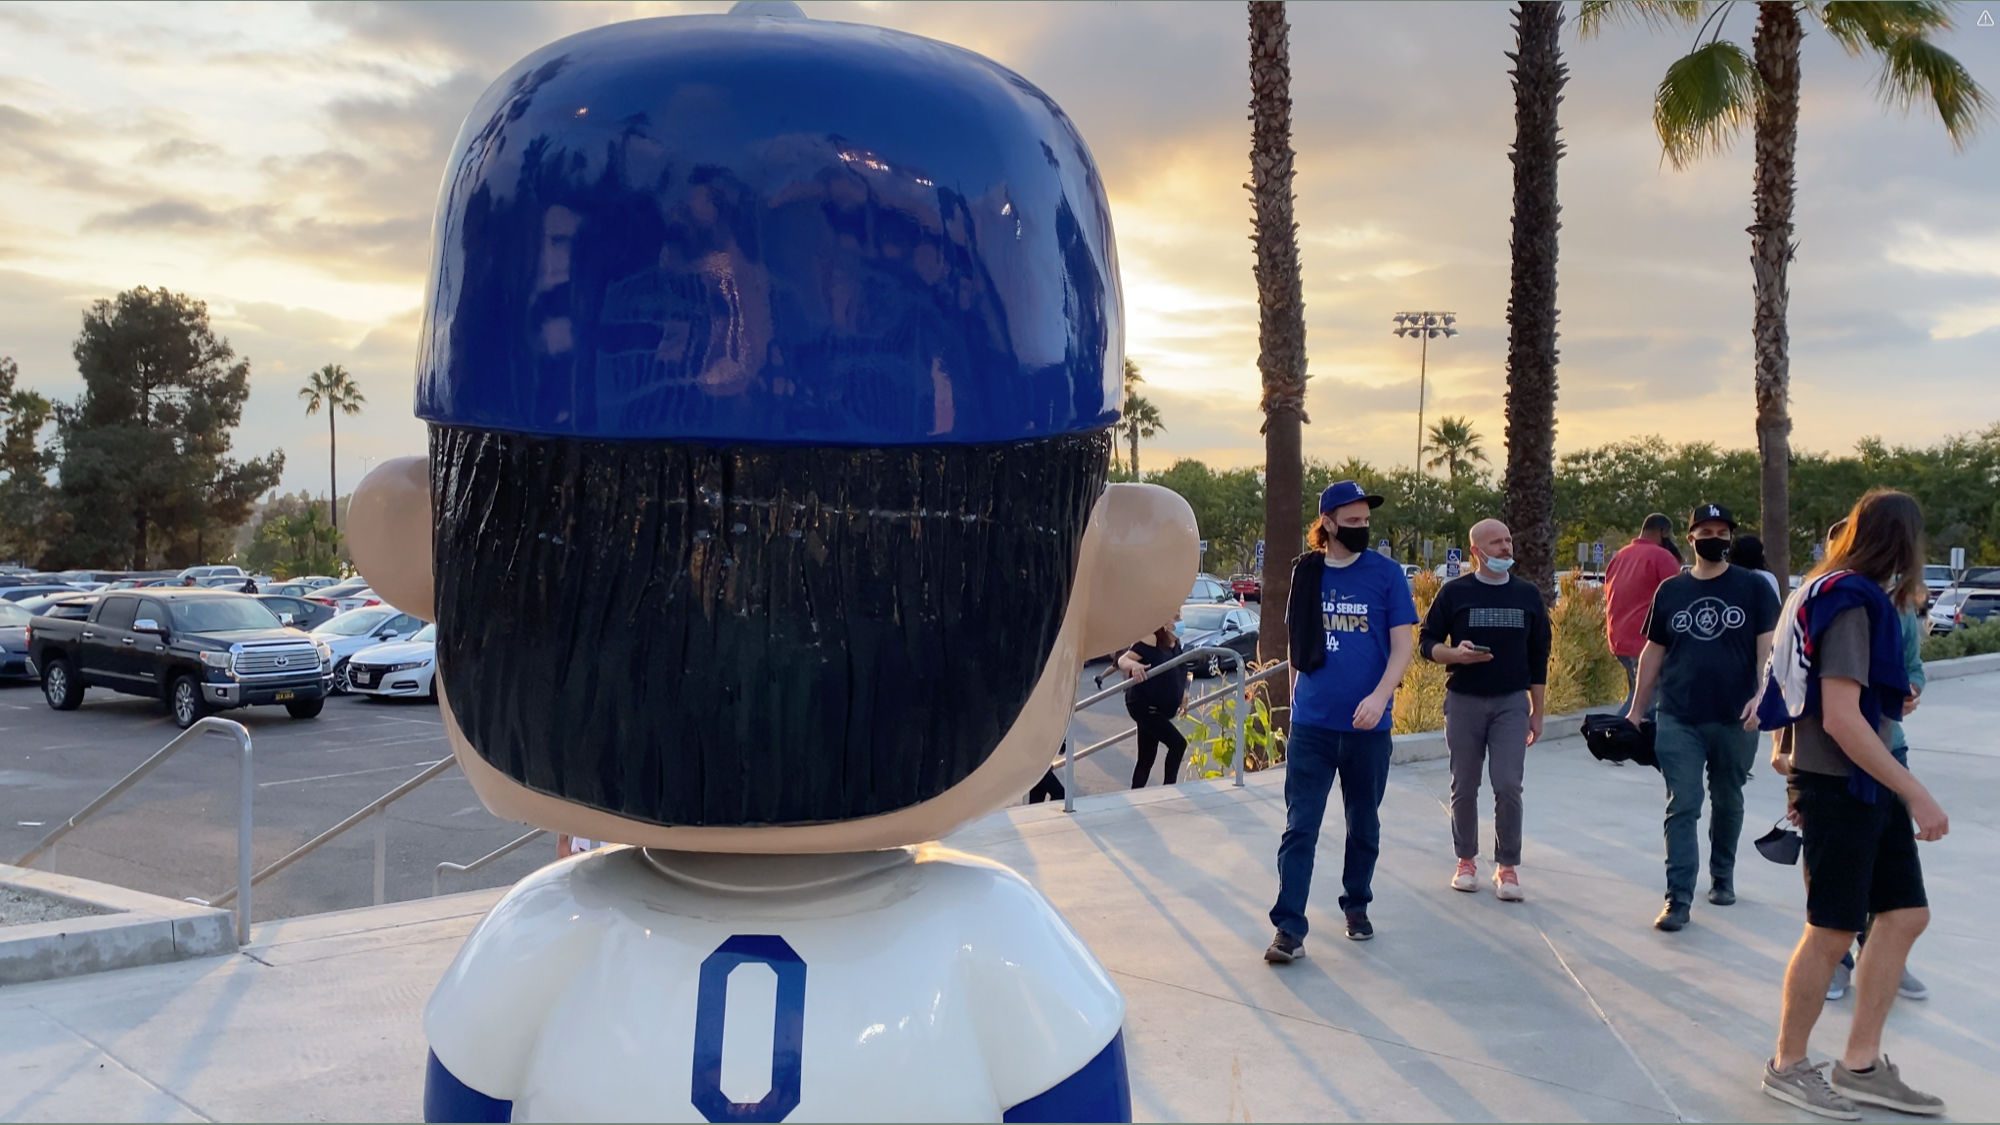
[1831,1055,1945,1116]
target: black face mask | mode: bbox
[1693,536,1732,562]
[1333,525,1371,554]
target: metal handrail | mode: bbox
[14,717,254,946]
[433,829,548,896]
[204,755,457,908]
[1058,647,1290,812]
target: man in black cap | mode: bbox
[1625,503,1781,931]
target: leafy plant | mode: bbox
[1921,619,2000,662]
[1183,658,1289,778]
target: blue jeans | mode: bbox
[1270,722,1394,938]
[1656,714,1759,905]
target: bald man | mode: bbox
[1419,519,1552,901]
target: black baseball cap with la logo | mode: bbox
[1689,503,1737,531]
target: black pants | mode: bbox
[1028,759,1067,804]
[1129,703,1188,789]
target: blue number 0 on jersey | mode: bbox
[690,935,808,1123]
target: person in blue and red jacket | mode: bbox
[1756,489,1950,1120]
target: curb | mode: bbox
[1922,651,2000,682]
[0,864,235,985]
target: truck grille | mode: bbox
[234,643,320,677]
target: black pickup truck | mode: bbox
[28,589,333,728]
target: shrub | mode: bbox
[1921,619,2000,662]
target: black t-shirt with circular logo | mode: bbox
[1643,565,1783,725]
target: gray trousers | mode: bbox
[1446,689,1532,866]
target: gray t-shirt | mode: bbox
[1780,607,1897,777]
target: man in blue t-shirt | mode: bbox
[1266,480,1419,962]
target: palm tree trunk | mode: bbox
[1129,421,1141,478]
[1750,1,1800,580]
[328,412,339,534]
[1249,0,1308,732]
[1501,0,1566,602]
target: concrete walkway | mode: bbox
[4,674,1996,1122]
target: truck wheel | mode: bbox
[285,698,325,719]
[169,674,209,730]
[42,658,83,711]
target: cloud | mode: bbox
[85,198,239,232]
[140,137,224,164]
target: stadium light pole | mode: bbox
[1392,311,1458,474]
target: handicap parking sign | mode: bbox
[1445,547,1462,579]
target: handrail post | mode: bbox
[235,727,254,945]
[1232,659,1250,788]
[372,812,388,906]
[1062,734,1076,814]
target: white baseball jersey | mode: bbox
[424,844,1128,1122]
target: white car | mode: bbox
[311,606,427,693]
[347,623,438,700]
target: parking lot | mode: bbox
[1,661,1205,921]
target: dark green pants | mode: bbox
[1657,715,1759,905]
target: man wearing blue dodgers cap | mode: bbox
[1265,480,1420,960]
[344,5,1202,1120]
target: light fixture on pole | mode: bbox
[1392,311,1458,474]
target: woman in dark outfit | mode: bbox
[1112,621,1191,788]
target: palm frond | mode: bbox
[1816,1,1953,55]
[1871,33,1994,145]
[1578,0,1708,38]
[1653,39,1760,169]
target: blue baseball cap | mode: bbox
[1320,480,1385,513]
[414,10,1121,448]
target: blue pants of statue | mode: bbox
[1656,714,1759,905]
[1270,722,1394,938]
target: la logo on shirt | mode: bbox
[1322,589,1372,652]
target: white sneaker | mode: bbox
[1494,865,1525,902]
[1451,858,1477,892]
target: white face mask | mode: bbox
[1484,556,1515,574]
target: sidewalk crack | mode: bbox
[30,1004,217,1122]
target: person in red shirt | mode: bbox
[1604,513,1682,710]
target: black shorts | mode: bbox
[1790,771,1928,933]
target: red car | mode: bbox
[1229,573,1260,602]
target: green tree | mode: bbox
[1424,416,1488,484]
[1501,0,1568,600]
[299,363,366,533]
[51,288,284,569]
[1249,0,1310,729]
[0,356,59,565]
[1581,0,1991,580]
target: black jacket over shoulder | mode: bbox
[1287,551,1327,675]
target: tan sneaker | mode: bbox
[1831,1055,1944,1116]
[1451,858,1477,892]
[1493,865,1524,902]
[1763,1059,1860,1121]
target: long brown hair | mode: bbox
[1153,624,1178,649]
[1811,489,1925,611]
[1307,514,1330,552]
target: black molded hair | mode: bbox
[1642,512,1673,534]
[430,426,1109,827]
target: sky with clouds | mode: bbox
[1,0,1996,499]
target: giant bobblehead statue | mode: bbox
[346,4,1197,1122]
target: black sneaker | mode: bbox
[1344,911,1374,941]
[1708,883,1737,906]
[1264,930,1304,963]
[1654,901,1691,932]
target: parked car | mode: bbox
[1228,573,1261,602]
[347,623,438,700]
[1188,576,1236,605]
[103,577,174,590]
[27,589,333,727]
[175,565,246,583]
[311,606,427,693]
[1926,588,1970,634]
[254,594,339,632]
[15,592,100,619]
[307,578,382,612]
[1174,602,1259,678]
[0,601,35,681]
[1947,591,2000,632]
[0,584,82,603]
[294,575,341,589]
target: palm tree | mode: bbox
[298,364,366,533]
[1425,416,1488,484]
[1248,0,1309,729]
[1502,0,1567,601]
[1119,358,1166,475]
[1581,0,1989,578]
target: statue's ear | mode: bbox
[1074,483,1200,655]
[348,456,435,622]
